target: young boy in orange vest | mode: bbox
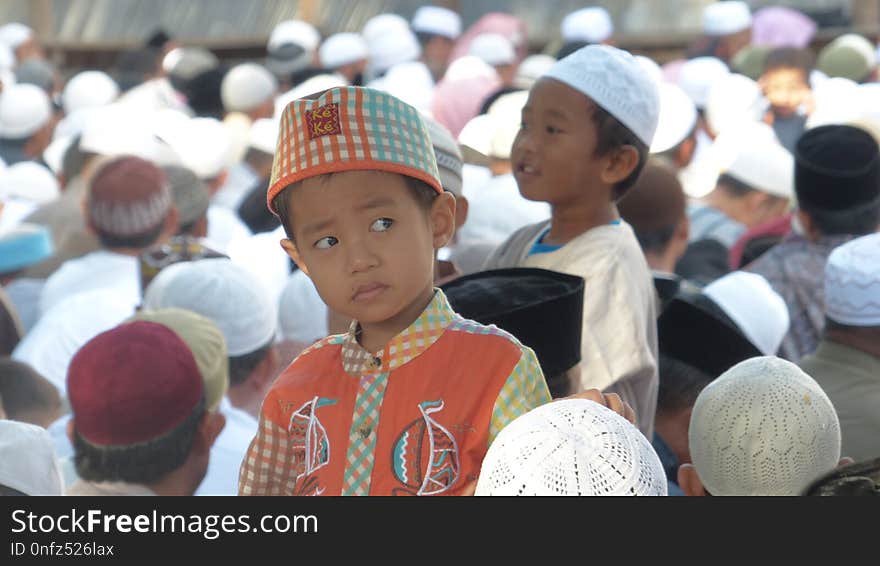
[238,87,552,496]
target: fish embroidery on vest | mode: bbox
[287,396,337,495]
[391,400,461,496]
[305,102,342,139]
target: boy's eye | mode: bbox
[546,125,561,134]
[314,236,338,249]
[370,218,393,232]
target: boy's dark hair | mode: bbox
[73,395,205,485]
[763,47,815,80]
[634,225,678,254]
[591,104,650,200]
[96,221,166,251]
[228,341,273,387]
[656,354,714,414]
[803,456,880,496]
[801,198,880,237]
[272,174,437,241]
[0,358,62,424]
[415,31,452,48]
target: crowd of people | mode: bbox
[1,1,879,497]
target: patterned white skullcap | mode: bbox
[545,45,660,146]
[561,7,614,44]
[824,233,880,326]
[689,356,841,496]
[476,399,668,496]
[703,1,752,36]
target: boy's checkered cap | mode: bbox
[267,86,442,214]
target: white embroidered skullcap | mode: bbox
[279,268,329,344]
[268,19,321,53]
[650,83,698,154]
[545,45,660,146]
[0,161,59,205]
[703,1,752,36]
[824,233,880,327]
[487,90,528,160]
[362,13,411,44]
[424,116,463,196]
[161,117,232,180]
[412,6,461,40]
[0,420,63,495]
[273,73,347,119]
[561,7,614,44]
[677,56,730,109]
[220,63,277,113]
[722,135,794,199]
[703,271,791,355]
[42,136,72,175]
[468,33,516,67]
[514,54,556,89]
[704,72,765,136]
[62,70,119,115]
[476,399,667,496]
[0,83,51,139]
[689,356,841,496]
[366,27,421,78]
[319,33,368,70]
[248,117,278,155]
[143,258,277,356]
[0,23,33,50]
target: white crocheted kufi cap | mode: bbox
[221,63,277,113]
[824,233,880,326]
[319,33,368,70]
[411,6,462,40]
[561,7,614,44]
[677,56,730,110]
[545,45,660,146]
[475,399,668,496]
[650,83,698,154]
[689,356,841,496]
[703,271,791,355]
[703,1,752,36]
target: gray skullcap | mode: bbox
[163,165,210,227]
[15,58,55,93]
[424,116,463,196]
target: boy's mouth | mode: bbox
[352,282,389,302]
[515,161,540,177]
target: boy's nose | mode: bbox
[346,239,380,273]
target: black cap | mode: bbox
[795,124,880,212]
[441,268,584,377]
[658,291,761,379]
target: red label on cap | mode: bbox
[305,103,342,139]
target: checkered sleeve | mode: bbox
[488,346,552,447]
[238,398,302,496]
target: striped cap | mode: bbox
[267,86,441,214]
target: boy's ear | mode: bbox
[430,192,456,249]
[678,463,708,496]
[600,145,640,186]
[280,238,309,277]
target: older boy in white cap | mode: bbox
[220,62,278,163]
[411,5,460,82]
[483,44,661,438]
[799,233,880,462]
[679,356,842,496]
[0,83,54,166]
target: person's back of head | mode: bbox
[67,321,211,494]
[86,155,177,251]
[816,34,878,84]
[0,357,63,428]
[803,456,880,496]
[163,164,210,237]
[0,419,63,495]
[617,161,688,270]
[475,398,667,495]
[682,356,841,496]
[794,124,880,238]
